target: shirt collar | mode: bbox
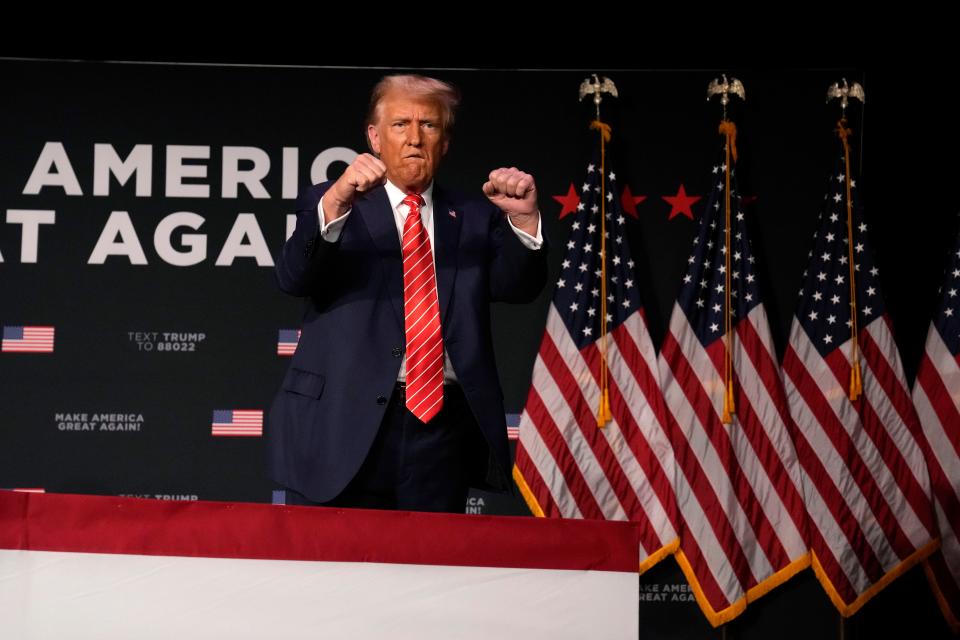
[384,179,434,217]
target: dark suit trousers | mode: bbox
[284,383,476,513]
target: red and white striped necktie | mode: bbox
[401,193,444,423]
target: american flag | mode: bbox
[781,148,937,616]
[2,326,55,353]
[211,410,263,437]
[277,329,300,356]
[505,412,520,441]
[912,224,960,632]
[657,142,810,625]
[513,141,680,574]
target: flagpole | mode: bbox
[579,74,617,427]
[707,74,746,424]
[720,120,736,423]
[596,114,611,427]
[838,117,862,401]
[827,79,866,401]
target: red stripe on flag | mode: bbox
[539,331,637,518]
[522,384,604,519]
[514,440,561,517]
[660,331,757,598]
[579,341,666,537]
[819,347,929,559]
[609,323,682,537]
[916,353,960,463]
[669,332,787,585]
[782,345,886,587]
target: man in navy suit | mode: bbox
[266,74,548,513]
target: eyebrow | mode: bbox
[389,117,441,130]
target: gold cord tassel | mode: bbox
[836,119,862,401]
[592,119,612,427]
[719,120,737,424]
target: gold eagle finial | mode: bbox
[827,77,865,115]
[706,74,746,107]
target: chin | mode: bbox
[398,172,431,189]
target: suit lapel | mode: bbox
[357,184,462,330]
[357,187,405,327]
[432,186,462,326]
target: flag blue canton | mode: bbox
[933,222,960,357]
[795,152,884,356]
[555,149,641,350]
[3,327,24,339]
[676,151,762,347]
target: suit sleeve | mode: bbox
[275,183,339,297]
[488,206,550,303]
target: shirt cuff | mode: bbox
[317,200,351,243]
[508,212,543,250]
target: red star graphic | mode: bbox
[663,184,701,220]
[552,183,581,219]
[620,184,646,219]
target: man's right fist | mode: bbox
[322,153,387,223]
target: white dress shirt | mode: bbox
[317,179,543,382]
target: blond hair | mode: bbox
[366,74,461,135]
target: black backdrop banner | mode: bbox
[1,60,956,638]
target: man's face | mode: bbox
[367,92,448,194]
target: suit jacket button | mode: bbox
[376,395,387,405]
[392,347,402,358]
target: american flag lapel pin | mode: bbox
[448,209,457,218]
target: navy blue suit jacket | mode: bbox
[266,181,548,503]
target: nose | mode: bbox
[406,123,422,146]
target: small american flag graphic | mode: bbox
[277,329,301,356]
[211,410,263,437]
[505,413,520,441]
[2,326,55,353]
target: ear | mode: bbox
[441,137,449,157]
[367,123,381,155]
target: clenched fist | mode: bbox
[321,153,387,223]
[482,167,540,236]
